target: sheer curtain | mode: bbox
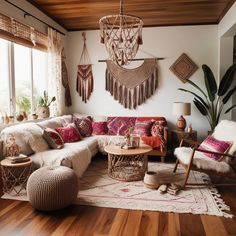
[47,27,63,116]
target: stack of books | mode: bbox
[6,154,30,163]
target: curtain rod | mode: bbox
[98,58,165,62]
[5,0,66,36]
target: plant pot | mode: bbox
[16,114,24,122]
[38,106,50,119]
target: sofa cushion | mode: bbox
[151,120,166,137]
[0,123,49,156]
[107,117,136,135]
[43,128,64,149]
[198,135,232,161]
[30,136,98,178]
[133,120,153,136]
[92,121,108,135]
[55,124,82,143]
[37,115,72,129]
[72,116,92,137]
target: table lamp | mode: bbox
[172,102,191,131]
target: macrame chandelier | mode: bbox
[99,0,143,66]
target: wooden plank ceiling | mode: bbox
[27,0,236,31]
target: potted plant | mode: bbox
[179,64,236,132]
[16,96,31,120]
[38,91,56,118]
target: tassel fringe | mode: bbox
[105,69,158,109]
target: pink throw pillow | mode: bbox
[92,121,108,135]
[198,136,232,161]
[55,124,82,143]
[43,128,64,149]
[133,120,153,136]
[72,116,92,137]
[107,117,136,135]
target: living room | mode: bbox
[0,0,236,235]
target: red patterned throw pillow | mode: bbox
[92,121,108,135]
[198,135,232,161]
[107,117,136,135]
[55,124,82,143]
[133,120,153,136]
[43,128,64,149]
[72,116,92,137]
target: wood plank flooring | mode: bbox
[0,159,236,236]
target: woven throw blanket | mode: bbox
[76,64,94,103]
[105,59,158,109]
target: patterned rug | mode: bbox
[1,159,233,218]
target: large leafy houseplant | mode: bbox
[179,64,236,132]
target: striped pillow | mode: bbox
[198,136,232,161]
[133,120,153,136]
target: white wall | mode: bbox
[218,2,236,121]
[68,25,218,139]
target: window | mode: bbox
[14,44,32,115]
[0,39,10,116]
[32,49,48,111]
[0,40,48,122]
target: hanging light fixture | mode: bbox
[99,0,143,66]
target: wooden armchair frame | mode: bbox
[173,139,236,188]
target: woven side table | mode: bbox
[0,158,33,195]
[104,145,152,182]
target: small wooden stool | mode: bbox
[0,158,33,195]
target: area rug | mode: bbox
[1,159,233,218]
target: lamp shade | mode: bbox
[172,102,191,116]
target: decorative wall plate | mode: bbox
[170,53,198,83]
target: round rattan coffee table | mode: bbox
[0,158,33,195]
[104,145,152,181]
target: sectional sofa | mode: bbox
[0,114,168,178]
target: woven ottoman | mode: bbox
[27,166,78,211]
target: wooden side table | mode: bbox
[104,145,152,182]
[0,158,33,195]
[171,130,197,149]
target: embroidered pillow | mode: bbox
[107,117,136,135]
[151,121,166,137]
[55,124,82,143]
[72,116,92,137]
[133,120,153,136]
[198,136,232,161]
[92,122,108,135]
[43,128,64,149]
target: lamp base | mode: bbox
[176,115,186,131]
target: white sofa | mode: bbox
[0,114,168,178]
[0,115,99,178]
[0,115,131,178]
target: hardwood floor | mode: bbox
[0,159,236,236]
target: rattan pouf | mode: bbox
[27,166,78,211]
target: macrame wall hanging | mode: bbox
[76,32,94,103]
[105,58,158,109]
[61,48,72,107]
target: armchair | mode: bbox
[173,120,236,188]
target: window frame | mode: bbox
[1,39,48,119]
